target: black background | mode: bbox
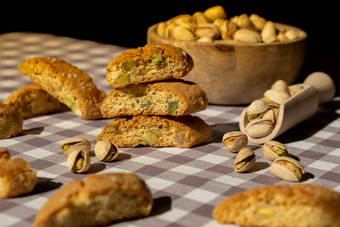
[1,1,339,95]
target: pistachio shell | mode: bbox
[67,150,91,173]
[289,84,305,96]
[261,21,277,43]
[246,99,269,121]
[234,29,261,43]
[221,20,238,39]
[285,29,300,41]
[195,24,220,39]
[234,147,256,173]
[235,14,256,30]
[270,157,305,182]
[262,140,288,161]
[245,119,274,138]
[60,137,89,149]
[222,131,248,152]
[63,141,91,156]
[249,14,266,31]
[271,80,290,94]
[94,140,119,162]
[261,108,279,125]
[173,26,195,41]
[203,5,227,21]
[264,89,290,105]
[192,11,209,26]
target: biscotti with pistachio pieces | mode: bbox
[0,103,23,139]
[3,84,68,119]
[106,44,194,87]
[97,115,212,148]
[213,184,340,227]
[100,79,208,118]
[18,57,107,120]
[33,172,153,227]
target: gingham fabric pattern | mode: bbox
[0,32,339,227]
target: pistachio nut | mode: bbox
[289,84,304,96]
[192,11,209,26]
[67,149,91,173]
[261,108,279,125]
[277,31,289,42]
[221,20,238,40]
[270,157,305,182]
[256,206,276,218]
[261,21,277,43]
[195,24,220,40]
[245,119,274,138]
[234,29,261,44]
[156,22,167,38]
[213,18,225,31]
[246,99,269,121]
[203,5,227,21]
[235,14,256,31]
[271,80,290,94]
[249,14,266,31]
[145,130,159,146]
[94,140,119,162]
[234,147,256,173]
[285,29,300,41]
[165,23,176,39]
[222,131,248,152]
[173,26,195,41]
[197,37,213,43]
[167,14,192,25]
[264,89,290,107]
[61,137,91,156]
[262,140,288,161]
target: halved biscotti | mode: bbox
[18,57,106,120]
[106,44,194,87]
[3,84,68,119]
[97,115,211,148]
[100,79,208,118]
[213,184,340,227]
[33,173,153,227]
[0,103,23,139]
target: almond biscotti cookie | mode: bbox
[97,115,211,147]
[18,57,106,120]
[0,157,37,198]
[106,44,194,87]
[3,84,68,119]
[213,184,340,227]
[0,103,23,139]
[101,79,208,118]
[33,172,153,227]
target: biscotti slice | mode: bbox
[97,115,212,148]
[213,184,340,227]
[0,103,23,139]
[33,172,153,227]
[101,80,208,118]
[18,57,106,119]
[3,84,68,119]
[0,157,37,198]
[106,44,194,87]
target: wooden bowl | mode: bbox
[147,23,307,105]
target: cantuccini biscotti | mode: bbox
[100,79,208,118]
[213,184,340,227]
[18,57,106,120]
[0,103,23,139]
[106,44,194,87]
[33,172,153,227]
[97,115,212,148]
[3,84,68,119]
[0,157,37,198]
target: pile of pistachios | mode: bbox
[156,5,301,44]
[222,132,305,182]
[61,137,119,173]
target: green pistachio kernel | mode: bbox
[256,207,276,218]
[167,101,179,114]
[151,52,163,65]
[272,146,286,156]
[247,113,259,121]
[64,97,74,108]
[123,61,136,71]
[73,156,84,172]
[116,73,130,85]
[145,130,159,146]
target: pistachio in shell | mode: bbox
[67,149,91,173]
[94,140,119,162]
[262,140,288,161]
[222,131,248,152]
[234,147,256,173]
[264,89,290,107]
[61,137,91,156]
[261,108,279,125]
[246,99,269,121]
[271,80,290,94]
[270,157,305,182]
[245,119,274,139]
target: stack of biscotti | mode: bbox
[97,44,211,148]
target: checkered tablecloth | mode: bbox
[0,32,339,227]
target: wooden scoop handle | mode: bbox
[303,72,336,104]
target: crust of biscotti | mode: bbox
[3,84,68,118]
[0,157,37,198]
[213,184,340,227]
[18,57,106,119]
[32,173,153,227]
[0,103,23,139]
[106,44,194,87]
[101,79,208,118]
[97,115,212,147]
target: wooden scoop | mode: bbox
[239,72,336,144]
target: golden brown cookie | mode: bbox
[3,84,68,119]
[213,184,340,227]
[33,172,153,227]
[18,57,106,120]
[0,157,37,198]
[100,79,208,118]
[106,44,194,87]
[97,115,211,148]
[0,103,23,139]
